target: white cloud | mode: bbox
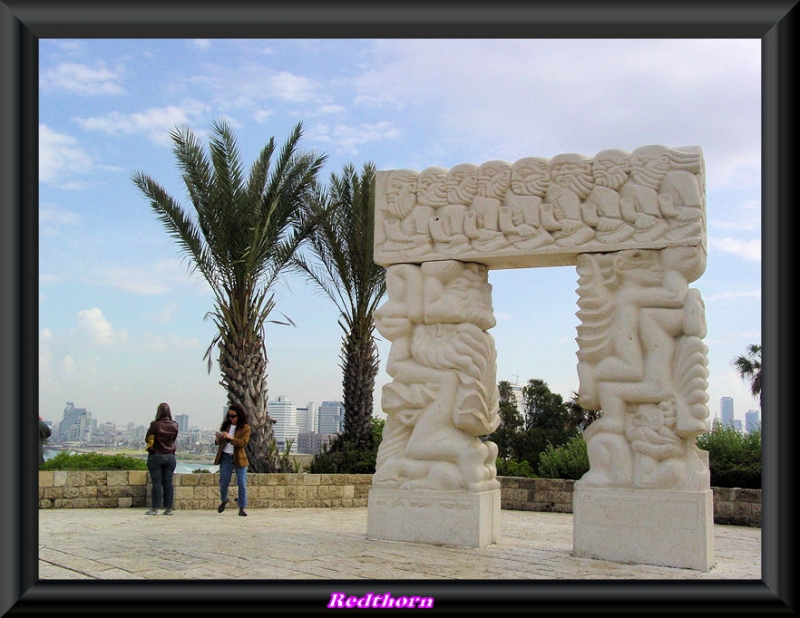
[40,61,124,96]
[77,308,123,345]
[192,39,211,50]
[270,71,319,103]
[708,237,761,262]
[307,121,401,155]
[73,99,210,146]
[62,355,76,372]
[87,259,211,296]
[39,204,82,236]
[39,124,95,188]
[151,303,179,324]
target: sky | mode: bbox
[38,39,762,431]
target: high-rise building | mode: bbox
[175,413,189,436]
[318,401,344,435]
[59,402,92,443]
[296,402,317,434]
[720,396,734,427]
[745,409,761,433]
[268,395,299,449]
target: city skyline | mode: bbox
[39,39,761,429]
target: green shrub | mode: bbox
[309,418,384,474]
[536,434,590,480]
[495,458,536,478]
[192,468,211,474]
[39,451,147,471]
[697,426,761,489]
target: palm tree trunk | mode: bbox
[218,334,280,473]
[341,327,379,450]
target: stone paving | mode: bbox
[38,507,761,580]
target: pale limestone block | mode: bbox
[372,261,499,493]
[573,485,714,571]
[53,471,67,486]
[368,488,500,548]
[117,497,133,508]
[39,471,54,487]
[106,471,127,486]
[374,146,705,269]
[575,245,710,492]
[128,470,147,485]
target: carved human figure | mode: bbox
[372,261,500,493]
[498,157,556,250]
[429,163,475,255]
[541,153,596,247]
[619,146,673,242]
[656,147,705,241]
[467,161,512,251]
[381,169,430,256]
[583,149,636,244]
[575,246,710,489]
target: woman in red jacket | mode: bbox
[145,402,179,516]
[214,403,251,516]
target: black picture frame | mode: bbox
[2,1,794,614]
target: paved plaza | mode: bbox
[39,507,761,580]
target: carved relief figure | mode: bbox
[429,163,475,255]
[575,246,710,490]
[583,149,636,244]
[381,169,430,256]
[541,153,596,247]
[373,261,500,493]
[468,160,513,251]
[499,157,556,250]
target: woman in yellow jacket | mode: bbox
[214,403,251,516]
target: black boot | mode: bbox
[238,508,247,517]
[217,500,229,513]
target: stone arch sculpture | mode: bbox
[367,145,713,571]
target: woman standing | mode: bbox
[214,403,251,516]
[145,402,179,515]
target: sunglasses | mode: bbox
[227,413,238,418]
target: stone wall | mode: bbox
[37,471,372,510]
[38,472,760,527]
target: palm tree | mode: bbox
[565,391,602,432]
[293,162,386,451]
[733,343,762,407]
[132,119,327,472]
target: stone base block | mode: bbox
[573,485,714,571]
[367,488,500,548]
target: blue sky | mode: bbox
[38,39,761,430]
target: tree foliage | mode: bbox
[489,378,578,471]
[132,120,326,472]
[293,162,385,452]
[732,343,762,407]
[40,452,148,471]
[697,425,761,489]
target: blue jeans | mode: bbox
[218,452,247,508]
[147,453,176,509]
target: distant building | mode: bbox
[296,431,335,455]
[175,413,189,436]
[58,402,92,443]
[720,396,734,428]
[296,402,317,435]
[268,395,299,449]
[318,401,344,435]
[745,409,761,433]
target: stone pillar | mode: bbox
[573,245,714,570]
[367,261,501,547]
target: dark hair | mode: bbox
[155,402,172,421]
[220,402,248,431]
